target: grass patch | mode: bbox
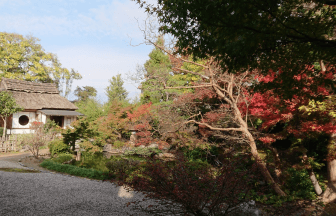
[40,159,107,180]
[0,168,40,173]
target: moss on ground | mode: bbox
[0,168,40,173]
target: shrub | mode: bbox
[0,127,6,136]
[285,168,326,200]
[113,140,125,148]
[40,160,106,180]
[113,153,258,215]
[105,158,139,176]
[52,153,74,164]
[80,152,109,172]
[124,146,161,157]
[49,139,69,157]
[21,121,54,158]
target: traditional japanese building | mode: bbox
[0,78,83,134]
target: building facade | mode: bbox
[0,78,83,134]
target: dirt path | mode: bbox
[0,149,50,171]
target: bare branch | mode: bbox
[185,120,244,132]
[173,67,210,80]
[164,83,212,89]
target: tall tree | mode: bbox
[74,86,97,102]
[138,37,200,104]
[105,74,128,102]
[0,91,23,138]
[140,37,172,103]
[0,32,82,96]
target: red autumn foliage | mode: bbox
[246,66,336,143]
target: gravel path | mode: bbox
[0,154,148,216]
[0,160,30,169]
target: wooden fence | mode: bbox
[0,135,19,153]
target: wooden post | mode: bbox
[76,150,81,161]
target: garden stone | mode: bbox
[227,200,264,216]
[157,153,175,160]
[103,144,112,152]
[148,143,158,148]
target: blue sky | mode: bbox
[0,0,156,102]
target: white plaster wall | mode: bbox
[12,112,36,129]
[64,116,76,129]
[10,129,33,134]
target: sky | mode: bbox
[0,0,157,102]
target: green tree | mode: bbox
[0,32,82,97]
[139,37,198,104]
[76,98,106,122]
[141,37,172,104]
[0,91,23,137]
[74,86,97,102]
[105,74,128,103]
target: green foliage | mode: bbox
[40,160,106,180]
[144,1,336,74]
[140,37,196,104]
[43,119,59,133]
[105,74,128,103]
[124,147,162,157]
[182,146,218,163]
[79,152,109,172]
[113,140,125,148]
[0,32,81,97]
[285,168,326,200]
[62,118,100,151]
[51,153,74,164]
[0,127,5,136]
[75,98,106,122]
[49,139,70,157]
[105,158,140,175]
[250,167,327,206]
[74,86,97,102]
[0,91,23,137]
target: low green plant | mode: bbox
[113,140,125,148]
[0,168,40,173]
[105,158,139,175]
[80,152,109,172]
[0,127,6,136]
[40,160,106,180]
[124,146,162,157]
[52,153,74,164]
[285,168,326,200]
[49,139,69,157]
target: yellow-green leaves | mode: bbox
[0,32,81,96]
[299,96,336,118]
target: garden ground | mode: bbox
[1,150,336,215]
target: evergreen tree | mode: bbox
[105,74,128,102]
[74,86,97,102]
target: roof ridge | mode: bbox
[1,78,59,94]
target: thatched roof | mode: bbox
[0,78,59,93]
[0,78,78,110]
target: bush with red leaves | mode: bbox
[113,154,259,216]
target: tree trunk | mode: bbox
[308,169,323,195]
[2,116,7,138]
[322,133,336,203]
[213,80,287,197]
[244,128,287,196]
[233,104,287,196]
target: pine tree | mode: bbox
[105,74,128,103]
